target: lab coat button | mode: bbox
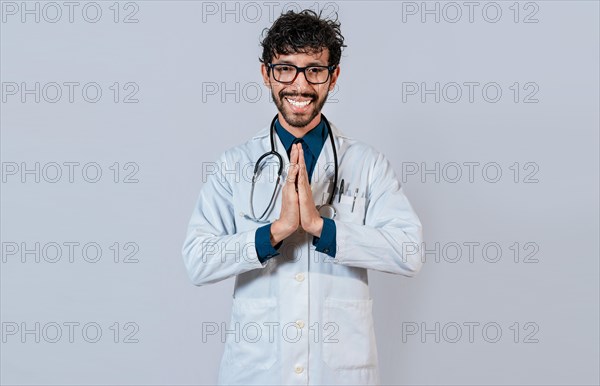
[295,273,305,282]
[294,365,304,374]
[296,320,305,329]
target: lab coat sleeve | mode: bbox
[312,217,337,257]
[255,223,283,263]
[332,152,424,276]
[181,152,265,286]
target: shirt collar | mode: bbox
[274,117,328,158]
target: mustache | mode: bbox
[279,91,317,100]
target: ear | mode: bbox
[261,64,271,89]
[328,65,341,91]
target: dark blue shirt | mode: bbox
[255,117,337,263]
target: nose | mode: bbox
[290,68,311,91]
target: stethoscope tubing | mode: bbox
[249,113,339,222]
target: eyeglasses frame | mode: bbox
[266,62,338,85]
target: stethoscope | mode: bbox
[243,114,338,223]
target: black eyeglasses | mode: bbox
[267,63,337,85]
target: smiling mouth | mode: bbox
[285,97,312,109]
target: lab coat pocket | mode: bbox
[335,194,367,224]
[322,297,377,370]
[224,297,278,370]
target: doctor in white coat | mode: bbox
[182,9,423,385]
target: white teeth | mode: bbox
[286,98,311,107]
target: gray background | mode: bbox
[1,0,599,384]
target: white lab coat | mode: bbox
[182,120,423,385]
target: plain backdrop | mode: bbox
[1,1,599,385]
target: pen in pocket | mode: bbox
[351,188,359,212]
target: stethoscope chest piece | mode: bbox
[317,204,336,220]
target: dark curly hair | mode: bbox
[260,9,346,69]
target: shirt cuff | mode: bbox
[312,217,336,257]
[255,223,283,264]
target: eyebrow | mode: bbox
[273,60,328,66]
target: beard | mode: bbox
[271,88,329,129]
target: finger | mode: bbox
[286,147,299,183]
[291,143,299,163]
[297,143,305,168]
[294,144,304,193]
[286,169,297,185]
[297,144,308,184]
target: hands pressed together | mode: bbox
[270,143,324,247]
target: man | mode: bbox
[182,10,423,385]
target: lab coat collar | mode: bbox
[251,115,346,207]
[251,116,350,140]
